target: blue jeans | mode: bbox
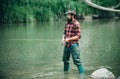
[63,43,84,74]
[63,43,81,66]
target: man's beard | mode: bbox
[67,18,72,23]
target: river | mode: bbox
[0,19,120,79]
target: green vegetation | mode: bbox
[0,0,120,23]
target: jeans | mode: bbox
[63,43,81,67]
[63,43,84,74]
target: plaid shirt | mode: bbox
[64,20,81,47]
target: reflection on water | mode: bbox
[0,19,120,79]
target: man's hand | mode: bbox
[64,38,71,43]
[61,39,66,45]
[61,38,70,46]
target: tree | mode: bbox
[82,0,120,12]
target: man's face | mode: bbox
[66,14,72,19]
[66,14,72,23]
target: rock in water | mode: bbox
[90,68,115,79]
[117,76,120,79]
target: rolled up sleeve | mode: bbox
[75,24,81,39]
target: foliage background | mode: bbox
[0,0,120,23]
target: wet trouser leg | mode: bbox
[77,65,84,79]
[63,47,70,71]
[77,65,84,74]
[70,43,84,74]
[63,43,84,76]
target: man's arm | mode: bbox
[64,36,79,43]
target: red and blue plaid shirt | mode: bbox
[64,20,81,47]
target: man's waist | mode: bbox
[65,41,79,47]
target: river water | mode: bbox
[0,19,120,79]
